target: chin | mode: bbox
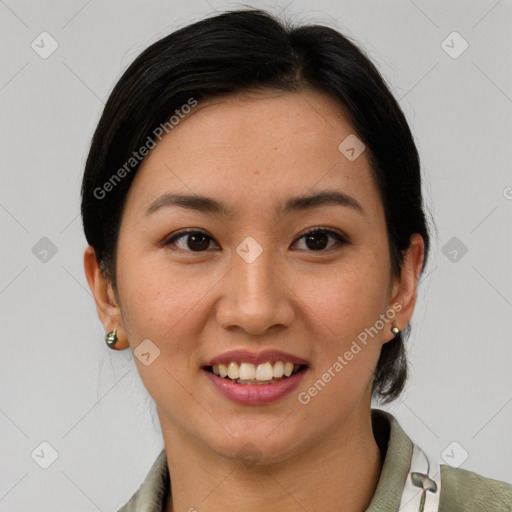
[203,422,311,466]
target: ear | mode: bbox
[83,245,129,350]
[384,233,425,343]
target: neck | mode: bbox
[161,404,383,512]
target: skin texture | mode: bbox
[84,87,424,512]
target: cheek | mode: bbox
[116,248,218,352]
[116,257,204,397]
[302,262,389,340]
[115,249,180,338]
[299,264,389,396]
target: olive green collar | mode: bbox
[365,408,414,511]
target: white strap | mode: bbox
[398,443,441,512]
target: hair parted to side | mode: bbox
[81,8,435,405]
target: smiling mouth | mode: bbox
[203,362,307,385]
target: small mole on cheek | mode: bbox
[253,170,260,175]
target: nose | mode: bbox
[215,243,295,336]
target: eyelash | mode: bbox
[163,227,348,253]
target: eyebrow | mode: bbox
[144,190,364,218]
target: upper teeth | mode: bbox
[211,361,300,380]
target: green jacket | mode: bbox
[117,409,512,511]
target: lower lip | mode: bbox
[202,367,308,405]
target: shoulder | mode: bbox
[439,464,512,512]
[370,409,512,511]
[116,449,169,512]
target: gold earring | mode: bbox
[391,325,401,337]
[105,329,118,349]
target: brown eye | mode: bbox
[164,230,218,251]
[292,228,347,251]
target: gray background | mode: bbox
[1,0,511,510]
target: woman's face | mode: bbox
[96,88,421,463]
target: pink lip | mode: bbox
[203,349,310,367]
[202,366,308,405]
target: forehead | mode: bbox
[124,89,382,222]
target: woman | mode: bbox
[81,8,512,512]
